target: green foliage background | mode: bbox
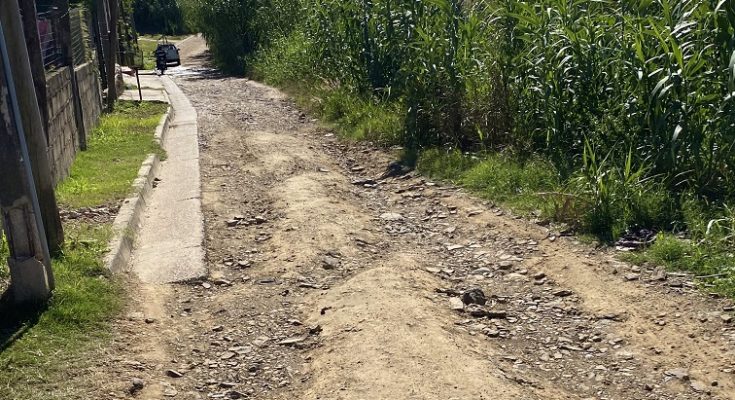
[133,0,188,34]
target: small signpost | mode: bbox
[134,49,144,101]
[120,47,144,101]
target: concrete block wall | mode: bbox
[75,62,102,141]
[45,61,102,186]
[46,68,78,186]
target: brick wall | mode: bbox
[45,61,102,185]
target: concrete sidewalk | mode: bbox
[129,75,206,283]
[121,72,168,103]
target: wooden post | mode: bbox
[105,0,119,111]
[58,0,88,150]
[18,0,49,134]
[1,0,63,273]
[0,16,53,304]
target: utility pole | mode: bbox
[1,0,63,273]
[105,0,119,111]
[0,16,53,304]
[58,0,88,150]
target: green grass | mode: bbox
[250,33,403,145]
[0,224,121,399]
[417,149,561,216]
[622,234,735,298]
[621,200,735,298]
[316,89,403,144]
[257,81,404,146]
[57,101,167,208]
[416,148,735,298]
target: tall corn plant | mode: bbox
[306,0,500,150]
[496,0,735,197]
[403,0,467,149]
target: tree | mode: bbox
[133,0,187,35]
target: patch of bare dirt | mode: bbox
[59,205,119,224]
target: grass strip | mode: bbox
[56,101,167,209]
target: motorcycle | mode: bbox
[155,49,168,75]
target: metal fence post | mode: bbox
[58,0,88,150]
[106,0,119,111]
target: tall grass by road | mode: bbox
[181,0,735,294]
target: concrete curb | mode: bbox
[104,99,173,274]
[155,103,174,145]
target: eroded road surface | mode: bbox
[91,36,735,400]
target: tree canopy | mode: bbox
[133,0,187,35]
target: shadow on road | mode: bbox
[173,50,241,81]
[185,49,214,68]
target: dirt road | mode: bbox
[91,36,735,400]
